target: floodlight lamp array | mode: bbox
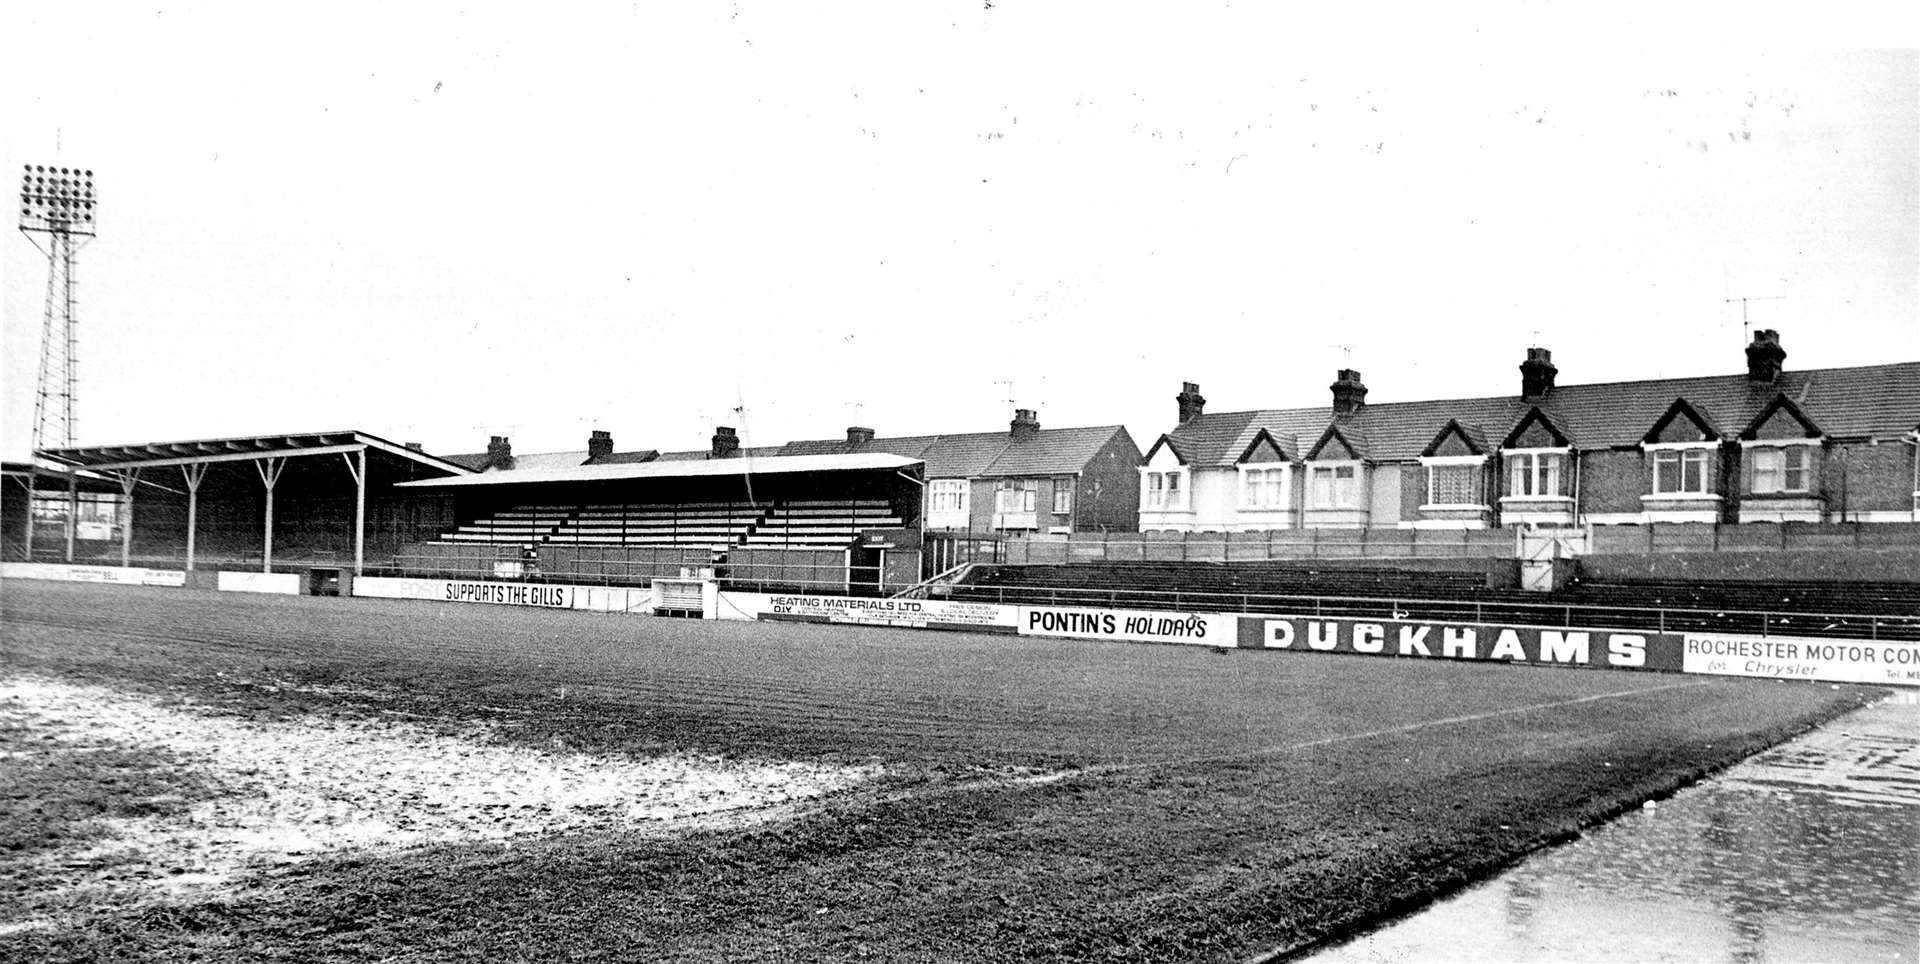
[19,164,97,235]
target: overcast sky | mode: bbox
[4,4,1916,462]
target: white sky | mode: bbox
[3,4,1916,461]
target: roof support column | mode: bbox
[22,474,36,561]
[342,449,367,576]
[181,463,208,572]
[64,471,77,562]
[116,469,141,567]
[256,457,286,573]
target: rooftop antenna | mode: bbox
[1328,344,1354,366]
[996,379,1016,410]
[1724,295,1786,342]
[852,401,865,424]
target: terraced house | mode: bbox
[1141,331,1920,531]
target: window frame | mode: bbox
[1052,482,1073,515]
[1502,448,1568,499]
[1237,464,1289,510]
[1418,454,1487,509]
[996,479,1038,513]
[928,479,969,514]
[1743,439,1817,495]
[1647,444,1714,495]
[1307,461,1362,509]
[1141,468,1188,510]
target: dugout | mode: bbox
[32,431,474,577]
[390,452,927,593]
[2,461,129,561]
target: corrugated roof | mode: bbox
[1168,362,1920,466]
[395,452,923,488]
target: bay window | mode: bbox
[1750,446,1811,494]
[1507,452,1565,497]
[1241,467,1286,509]
[1652,448,1710,494]
[1309,463,1360,508]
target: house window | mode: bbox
[996,479,1037,513]
[1053,484,1073,515]
[1309,464,1359,508]
[1146,471,1185,509]
[1652,449,1710,494]
[1241,467,1286,508]
[1426,464,1481,506]
[929,479,968,513]
[1751,447,1811,494]
[1507,452,1564,497]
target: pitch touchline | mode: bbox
[1090,679,1719,776]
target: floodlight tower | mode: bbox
[19,164,98,452]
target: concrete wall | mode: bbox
[1580,549,1920,584]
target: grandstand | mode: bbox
[390,454,924,592]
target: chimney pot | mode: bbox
[1746,329,1787,383]
[846,426,875,446]
[711,426,740,459]
[1176,381,1207,424]
[485,435,514,470]
[1520,346,1558,401]
[1010,408,1041,441]
[587,429,613,460]
[1330,369,1368,416]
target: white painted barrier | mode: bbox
[216,571,302,595]
[352,576,654,614]
[718,591,1019,632]
[0,562,187,588]
[1018,605,1231,647]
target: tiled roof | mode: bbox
[437,450,587,471]
[777,425,1131,479]
[980,426,1129,476]
[441,452,491,471]
[1167,362,1920,466]
[586,449,660,465]
[653,446,785,462]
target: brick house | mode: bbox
[783,409,1140,534]
[1141,332,1920,531]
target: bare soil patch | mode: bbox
[0,674,876,922]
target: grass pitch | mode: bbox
[0,579,1882,962]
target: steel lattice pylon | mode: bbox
[19,164,97,453]
[30,229,81,450]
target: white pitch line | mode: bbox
[1089,679,1719,776]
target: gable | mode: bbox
[1236,429,1289,464]
[1307,427,1359,461]
[1504,408,1570,449]
[1144,435,1187,468]
[1645,398,1719,444]
[1741,395,1822,441]
[1421,420,1484,458]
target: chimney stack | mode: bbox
[1010,408,1041,442]
[846,426,875,446]
[486,436,515,470]
[587,429,613,461]
[1520,347,1558,401]
[404,442,423,452]
[710,426,739,459]
[1176,381,1207,424]
[1330,370,1368,416]
[1746,329,1787,383]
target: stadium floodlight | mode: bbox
[19,164,97,237]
